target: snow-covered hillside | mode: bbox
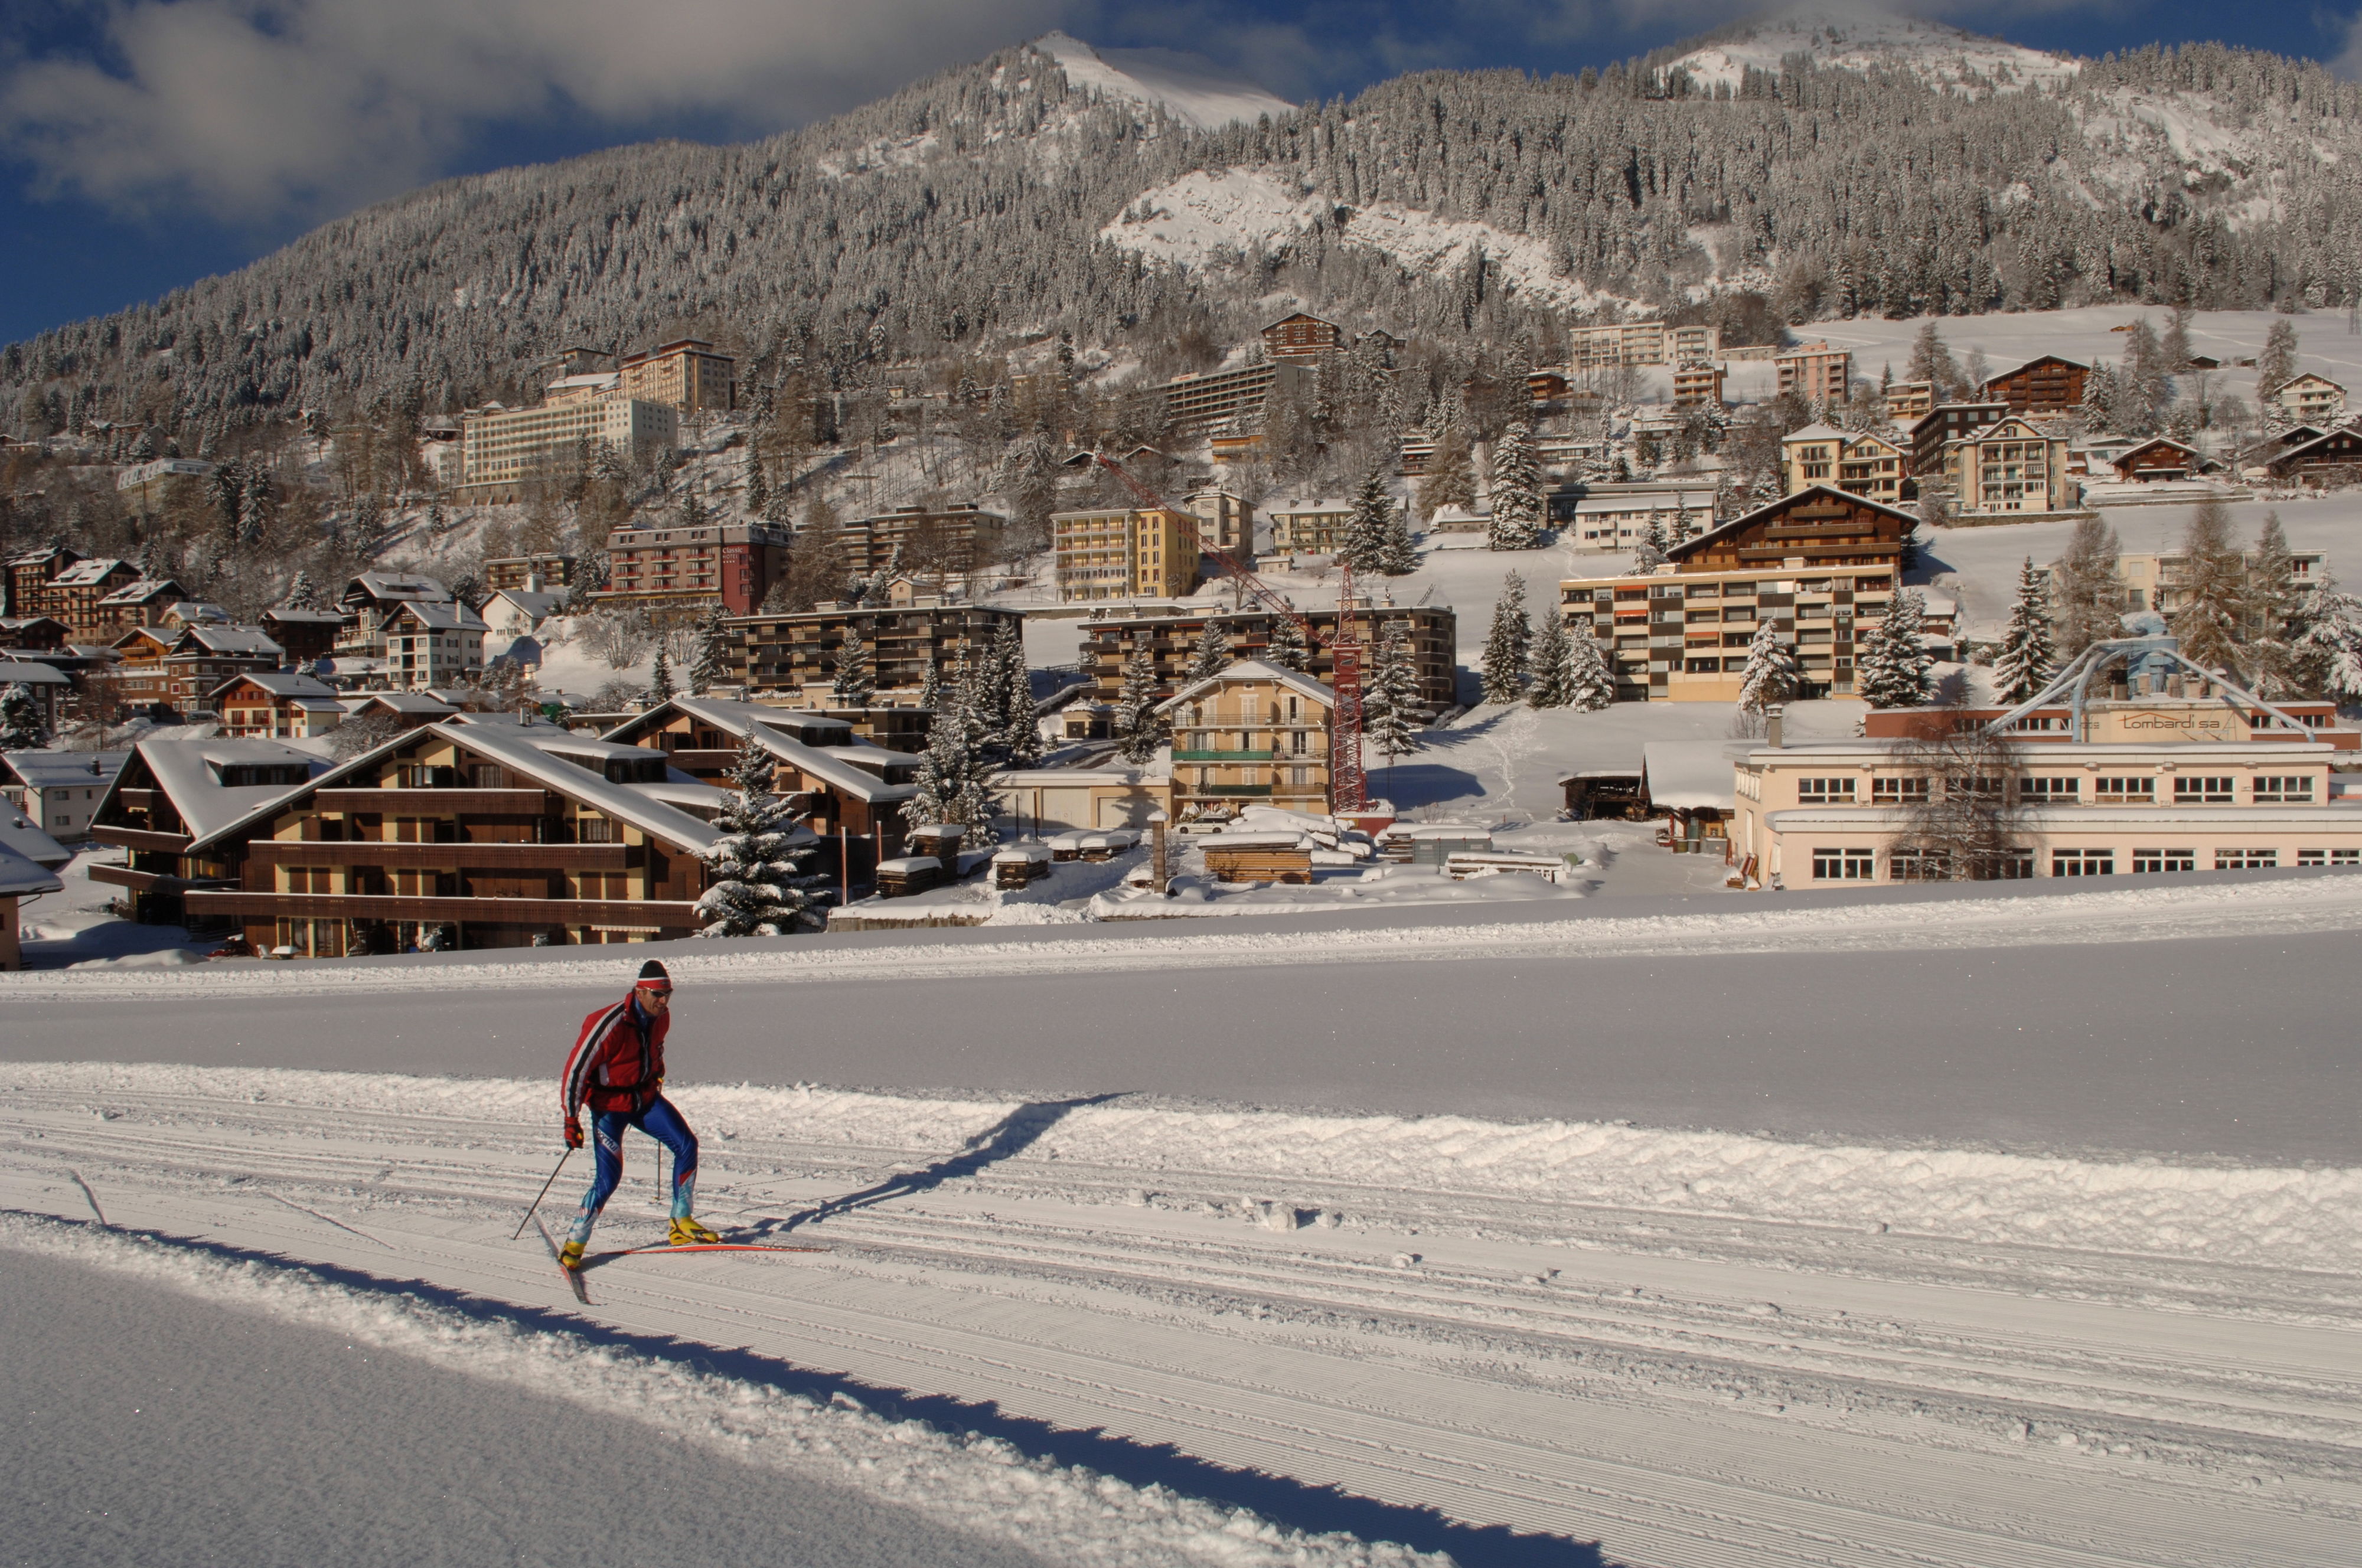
[1671,5,2078,94]
[1032,32,1294,130]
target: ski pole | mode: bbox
[513,1148,573,1240]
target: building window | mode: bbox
[2093,777,2154,803]
[1796,778,1855,805]
[1811,847,1875,880]
[1871,777,1930,805]
[2052,848,2115,877]
[2214,848,2278,870]
[2175,776,2236,804]
[2253,776,2314,803]
[1946,775,2006,802]
[2020,776,2078,803]
[2296,848,2362,865]
[1889,848,1947,881]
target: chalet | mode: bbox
[1081,605,1457,719]
[1979,355,2088,414]
[481,587,566,644]
[0,838,63,969]
[2269,373,2346,426]
[86,737,334,930]
[2254,425,2362,486]
[386,600,488,690]
[602,695,921,867]
[0,749,126,841]
[1780,424,1905,505]
[1907,403,2009,477]
[1155,660,1337,818]
[1939,417,2078,517]
[161,718,740,955]
[92,576,187,633]
[108,624,285,712]
[2240,424,2327,468]
[335,573,455,658]
[161,600,233,628]
[0,616,71,651]
[0,659,72,733]
[2109,437,2219,485]
[1261,313,1344,361]
[260,607,347,665]
[213,671,346,739]
[1560,485,1920,702]
[724,603,1025,703]
[1264,498,1353,556]
[342,691,460,731]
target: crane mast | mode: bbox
[1088,456,1369,814]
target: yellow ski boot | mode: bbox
[668,1216,723,1246]
[558,1238,585,1270]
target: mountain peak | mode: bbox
[1671,5,2079,94]
[1030,33,1294,130]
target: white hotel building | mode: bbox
[454,374,677,503]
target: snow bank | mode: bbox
[0,1210,1443,1568]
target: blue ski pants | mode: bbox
[569,1095,698,1244]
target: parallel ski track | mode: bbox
[2,1082,2356,1568]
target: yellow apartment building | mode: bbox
[1155,659,1336,816]
[1052,507,1203,602]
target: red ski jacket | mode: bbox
[562,992,669,1118]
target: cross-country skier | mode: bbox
[557,959,722,1268]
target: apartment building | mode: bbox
[1979,354,2089,414]
[2106,548,2324,616]
[92,576,187,635]
[1672,362,1727,409]
[0,749,125,843]
[1776,344,1852,403]
[1150,360,1311,433]
[1883,380,1934,423]
[455,387,677,501]
[1731,700,2362,888]
[1261,313,1343,361]
[140,720,733,953]
[258,607,345,665]
[1051,507,1202,602]
[1181,485,1253,554]
[212,671,346,739]
[1907,402,2011,476]
[110,624,286,712]
[114,458,216,513]
[5,546,79,620]
[1565,482,1718,552]
[838,503,1004,576]
[1264,498,1352,556]
[1559,485,1921,702]
[1568,321,1717,369]
[722,603,1025,701]
[1155,660,1337,817]
[28,557,143,639]
[483,554,575,592]
[1080,605,1457,718]
[596,520,791,622]
[1780,424,1906,505]
[1937,417,2079,518]
[84,737,333,930]
[386,601,489,690]
[2269,373,2346,426]
[619,339,738,414]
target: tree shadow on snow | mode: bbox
[73,1220,1605,1567]
[1372,760,1489,811]
[761,1093,1128,1235]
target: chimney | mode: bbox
[1766,707,1783,749]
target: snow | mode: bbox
[1669,6,2080,96]
[1032,34,1294,133]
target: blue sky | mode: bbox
[2,1,2356,348]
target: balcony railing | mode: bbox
[1172,749,1278,762]
[1193,784,1275,796]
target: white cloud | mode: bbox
[0,0,1069,220]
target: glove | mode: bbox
[565,1116,583,1151]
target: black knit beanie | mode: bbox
[638,959,670,983]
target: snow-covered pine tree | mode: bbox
[1907,323,1961,401]
[2169,499,2248,675]
[1264,610,1310,674]
[1994,557,2057,704]
[0,682,49,749]
[1565,613,1615,711]
[1525,607,1576,709]
[1362,617,1421,782]
[2246,511,2306,696]
[1487,422,1544,550]
[966,626,1012,746]
[1342,464,1393,573]
[743,445,768,519]
[1421,418,1477,518]
[994,621,1040,764]
[903,681,997,835]
[1480,572,1532,704]
[281,570,319,610]
[2257,319,2300,411]
[2051,515,2127,658]
[648,648,676,705]
[689,607,728,695]
[1857,589,1933,708]
[2296,580,2362,703]
[1113,645,1165,765]
[1377,496,1419,576]
[831,624,876,706]
[1736,619,1800,713]
[694,737,824,937]
[1186,618,1229,683]
[1642,509,1668,557]
[917,657,942,715]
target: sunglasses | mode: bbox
[637,985,673,997]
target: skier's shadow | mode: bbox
[758,1092,1125,1235]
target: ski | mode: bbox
[582,1241,828,1266]
[533,1214,592,1305]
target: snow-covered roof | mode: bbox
[50,558,128,587]
[485,589,566,620]
[0,659,71,688]
[0,837,62,897]
[1271,497,1351,514]
[0,749,126,789]
[1643,741,1740,811]
[174,625,284,658]
[606,697,918,805]
[263,607,347,626]
[1154,658,1336,715]
[0,799,69,869]
[346,573,453,604]
[345,691,456,715]
[211,669,341,704]
[396,601,490,633]
[96,576,183,606]
[129,737,334,842]
[1667,484,1921,564]
[1783,422,1849,443]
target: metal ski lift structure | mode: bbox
[1087,453,1369,813]
[1983,635,2314,743]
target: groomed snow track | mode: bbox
[4,1066,2355,1567]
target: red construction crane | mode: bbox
[1088,455,1368,814]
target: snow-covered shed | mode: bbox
[1642,740,1739,850]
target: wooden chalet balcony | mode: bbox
[1194,783,1275,796]
[660,750,744,771]
[183,891,700,926]
[116,788,164,812]
[315,788,556,813]
[92,824,191,852]
[87,861,165,890]
[245,840,636,870]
